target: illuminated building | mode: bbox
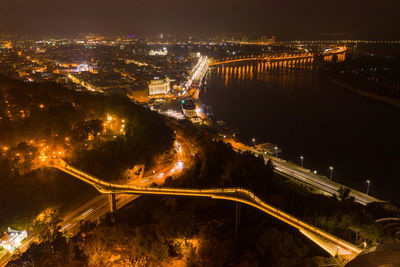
[0,41,12,49]
[149,48,168,56]
[76,64,89,72]
[181,99,196,118]
[268,36,276,43]
[189,52,201,58]
[148,77,170,95]
[0,228,27,252]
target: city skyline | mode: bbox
[1,0,400,39]
[0,1,399,265]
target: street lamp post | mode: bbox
[300,156,304,168]
[329,166,333,180]
[252,138,256,147]
[274,146,278,156]
[366,180,371,195]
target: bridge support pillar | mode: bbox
[235,203,241,233]
[108,193,116,213]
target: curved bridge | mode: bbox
[52,159,362,264]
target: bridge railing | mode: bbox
[54,161,362,256]
[229,188,361,255]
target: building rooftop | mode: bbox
[181,99,196,110]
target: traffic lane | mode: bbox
[60,194,106,225]
[274,162,371,205]
[3,135,192,265]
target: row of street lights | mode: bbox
[252,138,373,196]
[299,155,372,194]
[301,156,333,180]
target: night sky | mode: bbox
[0,0,399,39]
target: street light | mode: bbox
[274,146,278,156]
[366,180,371,195]
[252,138,256,147]
[300,156,304,168]
[329,166,333,180]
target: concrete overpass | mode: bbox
[51,159,362,264]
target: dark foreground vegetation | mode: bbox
[170,127,398,246]
[10,126,397,266]
[8,196,324,267]
[0,76,174,230]
[3,77,399,266]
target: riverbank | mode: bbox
[202,63,400,202]
[323,74,400,108]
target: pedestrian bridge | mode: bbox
[51,159,362,264]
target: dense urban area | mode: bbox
[0,32,399,267]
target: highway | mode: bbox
[51,159,362,263]
[223,138,383,206]
[0,194,142,267]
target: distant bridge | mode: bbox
[50,159,362,264]
[209,47,346,66]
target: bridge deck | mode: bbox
[51,160,362,261]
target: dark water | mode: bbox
[202,60,400,202]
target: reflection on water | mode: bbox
[203,56,400,202]
[212,55,346,87]
[211,57,319,92]
[212,57,319,88]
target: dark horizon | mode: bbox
[1,0,400,40]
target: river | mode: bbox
[201,59,400,202]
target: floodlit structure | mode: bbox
[76,64,89,72]
[0,228,27,252]
[149,48,168,56]
[148,78,170,95]
[181,99,196,118]
[189,51,201,58]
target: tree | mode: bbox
[338,187,352,202]
[256,227,309,266]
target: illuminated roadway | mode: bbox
[223,138,383,206]
[0,136,194,267]
[51,158,362,263]
[0,134,363,266]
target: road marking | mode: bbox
[60,223,72,232]
[79,208,94,218]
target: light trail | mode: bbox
[184,56,209,89]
